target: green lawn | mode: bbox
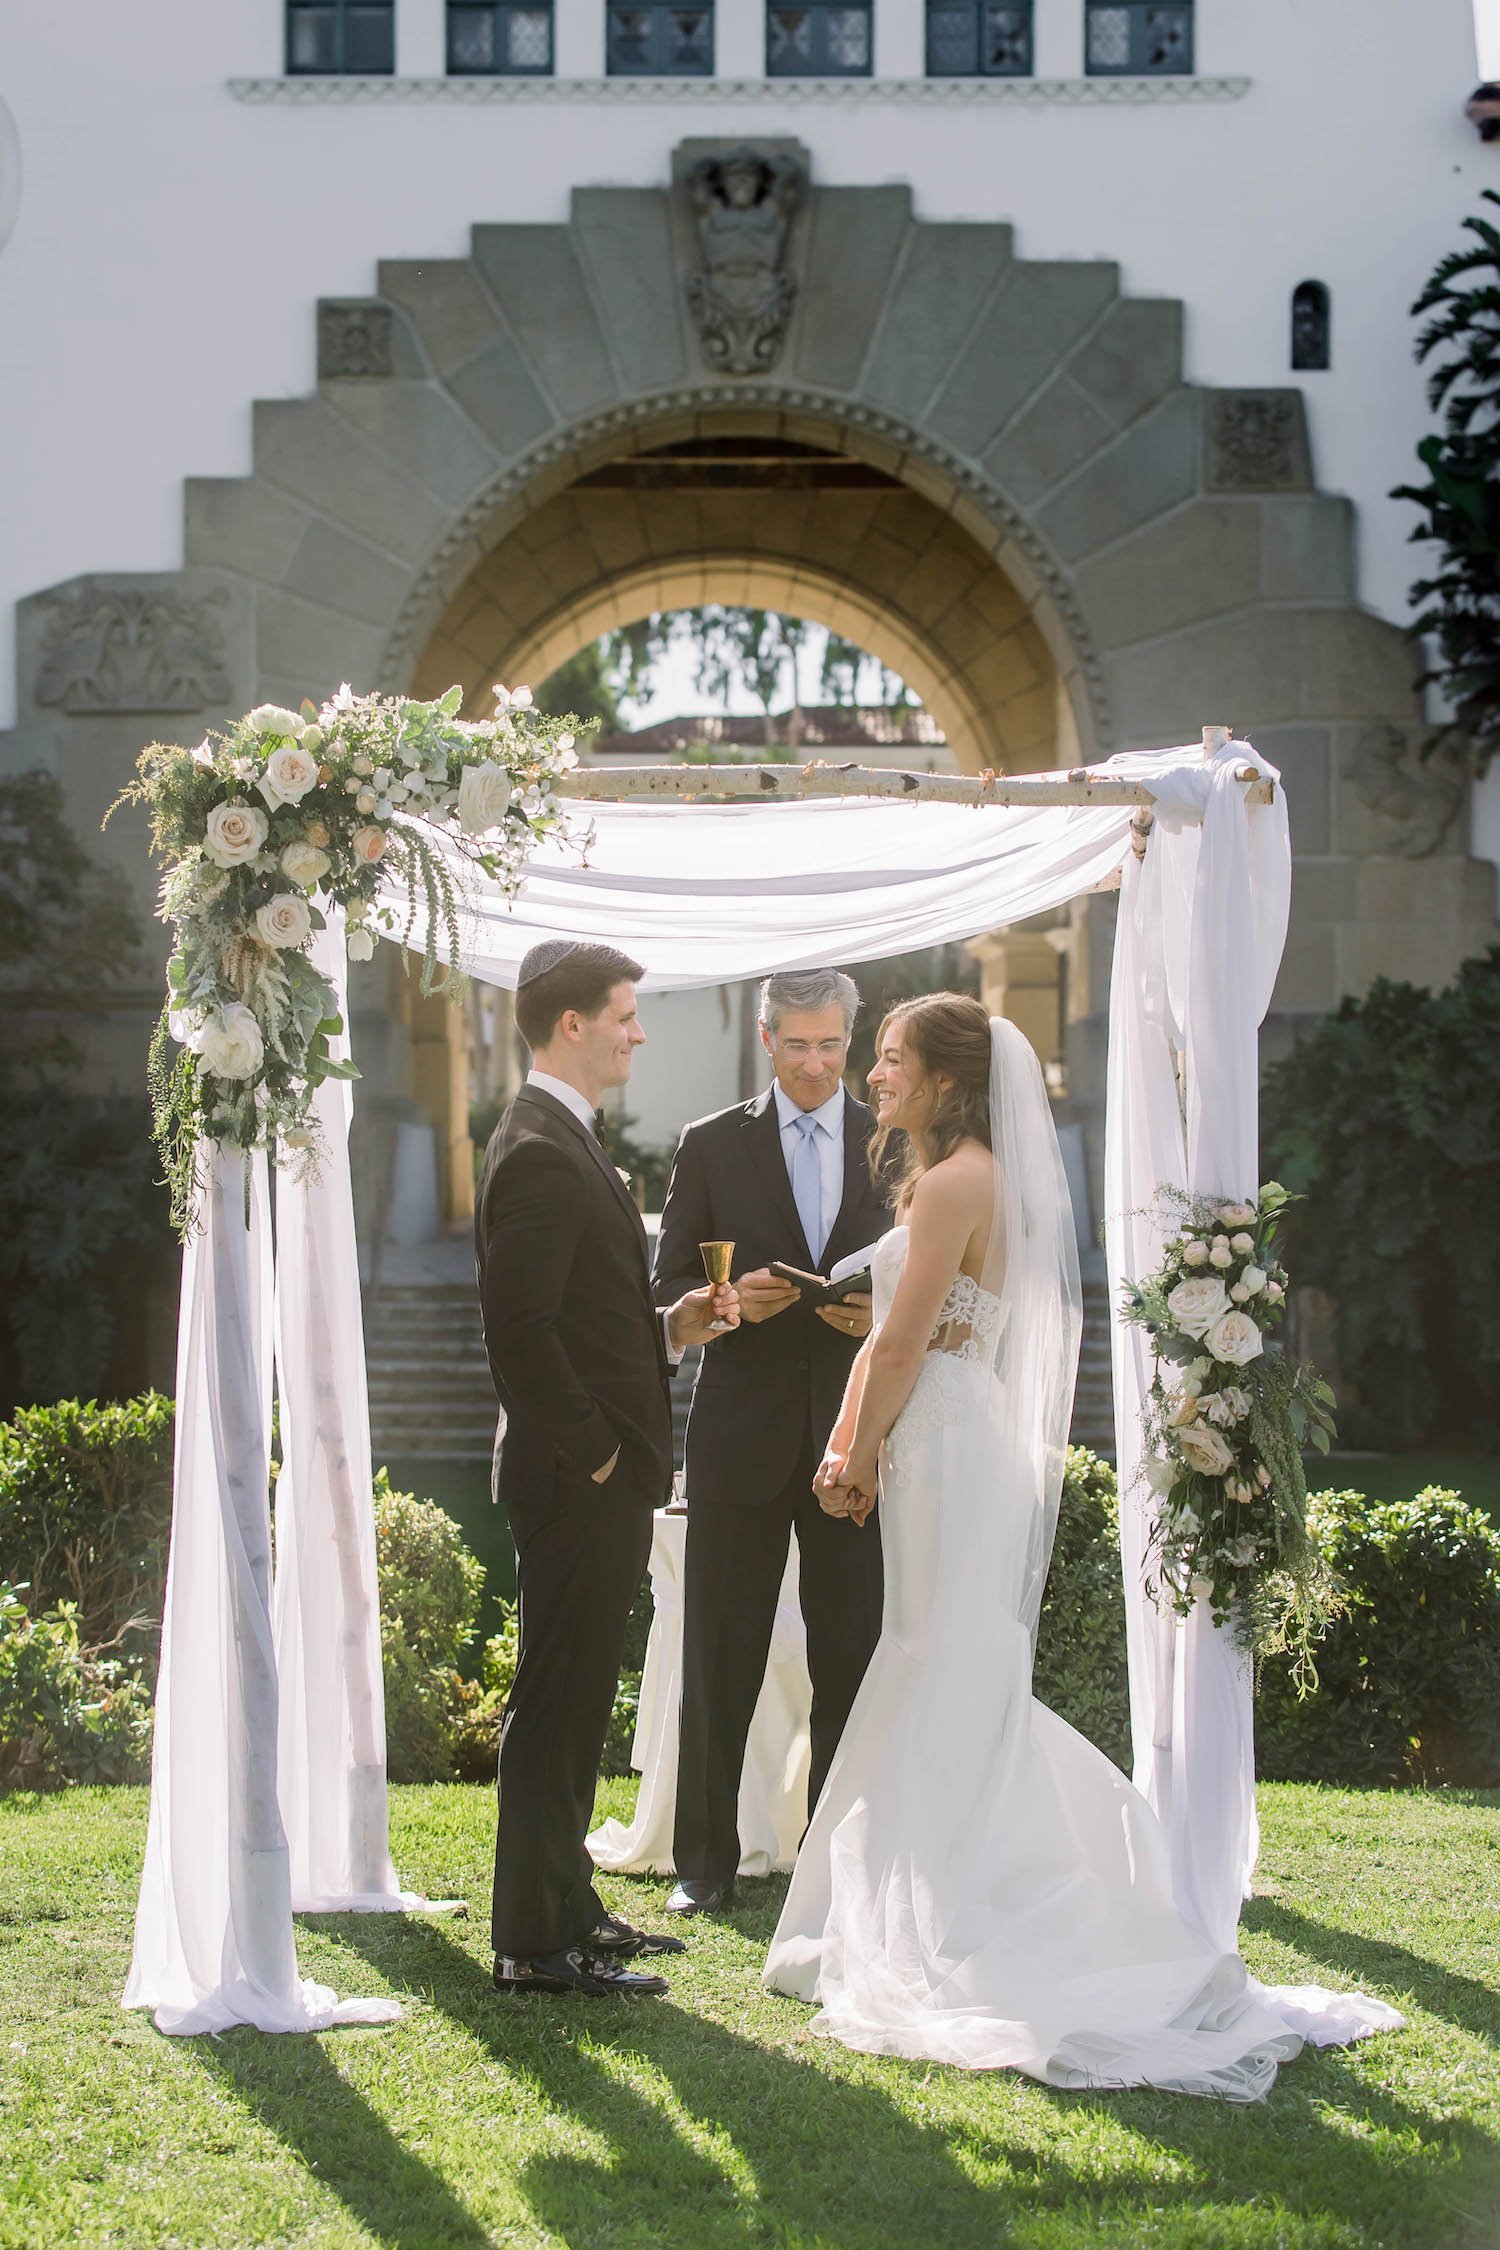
[2,1782,1496,2250]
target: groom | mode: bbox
[475,938,737,1998]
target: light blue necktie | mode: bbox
[791,1111,825,1264]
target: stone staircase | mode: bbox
[364,1274,1118,1468]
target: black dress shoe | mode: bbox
[587,1909,686,1958]
[664,1879,735,1915]
[492,1946,669,1997]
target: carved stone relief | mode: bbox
[1342,723,1464,858]
[681,146,805,375]
[318,301,395,379]
[34,582,231,715]
[1204,390,1310,490]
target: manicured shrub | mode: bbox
[1257,1486,1500,1786]
[1034,1449,1133,1771]
[0,1583,153,1790]
[0,1393,174,1659]
[373,1470,492,1784]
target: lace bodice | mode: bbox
[873,1225,1007,1365]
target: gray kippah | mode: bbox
[517,938,582,987]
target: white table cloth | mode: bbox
[588,1508,812,1878]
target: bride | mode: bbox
[764,994,1392,2100]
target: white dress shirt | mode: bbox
[773,1079,845,1261]
[525,1069,683,1365]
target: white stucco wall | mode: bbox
[0,0,1488,727]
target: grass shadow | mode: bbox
[191,2026,492,2250]
[1244,1896,1499,2049]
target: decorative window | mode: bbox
[448,3,554,72]
[1291,280,1331,372]
[1084,3,1192,75]
[926,3,1033,75]
[606,4,714,72]
[286,0,395,73]
[766,4,873,76]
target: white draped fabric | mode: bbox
[124,1148,399,2035]
[135,736,1379,2045]
[273,914,421,1915]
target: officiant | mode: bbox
[653,967,893,1913]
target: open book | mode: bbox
[770,1242,877,1309]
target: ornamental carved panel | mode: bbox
[34,583,231,715]
[1204,390,1310,491]
[682,146,805,376]
[1342,723,1463,859]
[318,301,395,379]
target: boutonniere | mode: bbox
[616,1167,633,1188]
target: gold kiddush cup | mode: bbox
[700,1240,734,1332]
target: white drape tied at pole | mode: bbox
[124,1146,400,2035]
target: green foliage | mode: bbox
[0,1394,174,1658]
[1262,947,1500,1447]
[843,944,980,1086]
[584,610,917,730]
[1258,1486,1500,1787]
[0,1583,153,1789]
[535,641,625,732]
[1033,1449,1132,1770]
[1392,187,1500,777]
[372,1469,495,1784]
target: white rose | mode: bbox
[346,927,376,962]
[1209,1242,1233,1268]
[1167,1391,1200,1428]
[1202,1386,1251,1428]
[255,892,312,950]
[510,685,532,710]
[1205,1309,1264,1368]
[1217,1202,1257,1226]
[246,704,306,740]
[1240,1264,1267,1296]
[1165,1276,1229,1338]
[196,1002,263,1081]
[350,824,387,865]
[204,800,269,868]
[1266,1280,1285,1303]
[458,761,514,836]
[281,840,331,888]
[1182,1239,1210,1267]
[1230,1232,1255,1256]
[1177,1422,1234,1477]
[351,754,373,777]
[258,741,321,810]
[1230,1284,1250,1305]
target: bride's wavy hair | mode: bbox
[868,991,993,1208]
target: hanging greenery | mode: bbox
[109,683,588,1236]
[1392,186,1500,778]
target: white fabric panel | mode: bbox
[273,913,420,1914]
[376,769,1178,989]
[587,1510,812,1878]
[124,1150,399,2035]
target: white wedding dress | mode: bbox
[765,1073,1400,2100]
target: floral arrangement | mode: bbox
[1120,1182,1339,1686]
[111,683,584,1234]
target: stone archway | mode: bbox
[12,141,1494,1241]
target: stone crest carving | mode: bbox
[1343,723,1463,858]
[35,583,231,715]
[318,301,395,379]
[683,147,804,376]
[1205,391,1308,490]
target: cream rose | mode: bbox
[1182,1239,1210,1267]
[246,704,306,740]
[1239,1264,1267,1296]
[1205,1308,1264,1368]
[1203,1385,1251,1427]
[258,741,321,810]
[1165,1275,1229,1338]
[346,927,376,963]
[1217,1202,1257,1226]
[281,840,331,888]
[350,824,386,864]
[458,761,514,836]
[255,892,312,950]
[1209,1241,1233,1268]
[204,800,269,869]
[1177,1422,1234,1477]
[1167,1391,1200,1428]
[196,1002,263,1081]
[1230,1232,1255,1256]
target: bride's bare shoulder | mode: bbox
[908,1142,993,1220]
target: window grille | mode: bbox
[286,0,395,73]
[926,3,1032,76]
[448,3,554,73]
[1084,3,1192,75]
[607,4,714,72]
[1291,281,1331,372]
[766,4,873,76]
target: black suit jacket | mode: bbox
[475,1084,673,1512]
[653,1086,893,1509]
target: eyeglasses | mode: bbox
[777,1038,848,1061]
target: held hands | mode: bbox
[816,1290,873,1340]
[667,1282,741,1352]
[814,1445,877,1528]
